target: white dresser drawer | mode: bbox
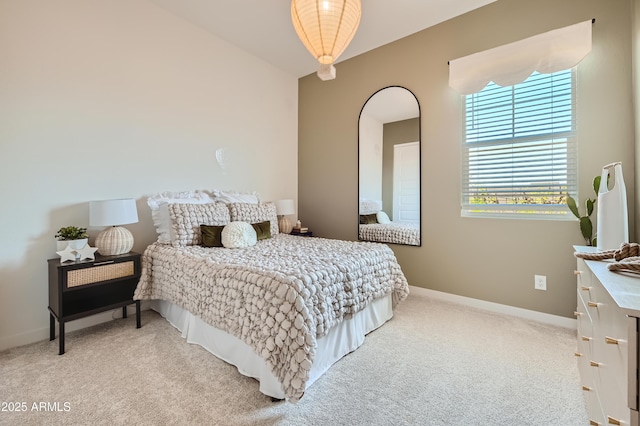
[575,246,640,426]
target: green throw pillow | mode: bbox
[251,221,271,240]
[359,214,378,224]
[201,224,225,247]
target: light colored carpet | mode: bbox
[0,293,588,426]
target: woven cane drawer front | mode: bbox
[67,261,135,288]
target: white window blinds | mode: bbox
[450,20,592,218]
[462,69,576,217]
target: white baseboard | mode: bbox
[0,302,151,353]
[409,286,577,329]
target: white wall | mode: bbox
[635,0,640,243]
[0,0,298,351]
[358,114,383,201]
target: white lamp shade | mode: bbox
[291,0,362,65]
[90,199,138,226]
[274,199,295,216]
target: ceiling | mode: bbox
[149,0,496,78]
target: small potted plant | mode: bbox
[55,226,89,251]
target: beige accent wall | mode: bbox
[358,114,383,202]
[635,0,640,243]
[299,0,635,318]
[382,118,420,219]
[0,0,298,350]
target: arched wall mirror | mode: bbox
[358,86,421,246]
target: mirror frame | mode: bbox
[357,85,421,246]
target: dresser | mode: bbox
[575,246,640,426]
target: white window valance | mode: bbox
[449,20,592,95]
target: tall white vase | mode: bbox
[596,162,628,250]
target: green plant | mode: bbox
[55,226,88,241]
[566,176,601,246]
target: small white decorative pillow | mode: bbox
[227,202,278,236]
[168,203,230,247]
[147,191,212,244]
[377,211,391,224]
[221,221,257,248]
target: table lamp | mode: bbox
[90,198,138,255]
[274,199,295,234]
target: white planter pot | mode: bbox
[56,238,88,252]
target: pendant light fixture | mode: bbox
[291,0,362,80]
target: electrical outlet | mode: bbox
[534,275,547,291]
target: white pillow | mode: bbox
[377,211,391,224]
[209,189,260,204]
[221,222,257,248]
[147,191,212,244]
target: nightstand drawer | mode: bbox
[67,260,135,288]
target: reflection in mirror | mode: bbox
[358,86,421,246]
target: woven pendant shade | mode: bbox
[291,0,362,66]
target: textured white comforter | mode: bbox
[134,234,409,401]
[359,222,421,246]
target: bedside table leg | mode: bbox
[59,322,65,355]
[122,306,127,319]
[136,300,141,328]
[49,314,55,341]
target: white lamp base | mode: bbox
[278,216,292,234]
[95,226,134,255]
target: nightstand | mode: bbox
[290,229,313,237]
[47,252,142,355]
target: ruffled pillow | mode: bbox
[209,189,260,204]
[221,222,257,248]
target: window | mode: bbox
[461,69,576,218]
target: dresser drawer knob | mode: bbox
[589,421,601,426]
[588,301,600,308]
[574,270,582,275]
[582,336,592,342]
[582,385,591,391]
[590,360,601,367]
[581,286,592,291]
[605,336,622,345]
[575,352,583,357]
[607,416,621,425]
[574,311,582,317]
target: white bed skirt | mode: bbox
[150,294,393,399]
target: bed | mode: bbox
[134,190,410,401]
[359,221,421,246]
[358,199,421,246]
